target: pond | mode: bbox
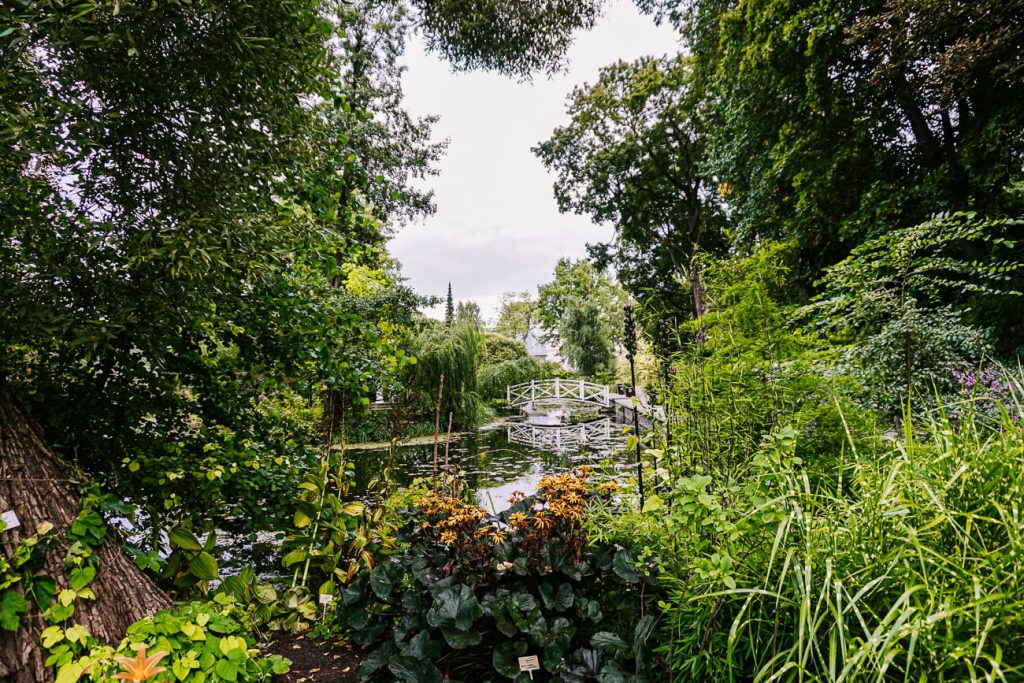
[348,416,632,513]
[218,416,633,577]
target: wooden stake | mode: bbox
[444,411,453,495]
[432,374,444,489]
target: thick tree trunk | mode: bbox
[0,391,171,682]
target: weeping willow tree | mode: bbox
[562,298,614,378]
[410,319,484,429]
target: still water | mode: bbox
[349,417,630,513]
[218,417,631,576]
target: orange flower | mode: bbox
[439,530,457,545]
[114,644,168,682]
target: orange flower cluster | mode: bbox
[416,492,488,547]
[412,469,618,573]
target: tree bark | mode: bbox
[0,391,171,682]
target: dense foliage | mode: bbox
[408,319,484,430]
[4,0,1024,681]
[336,471,661,681]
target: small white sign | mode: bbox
[318,593,332,605]
[0,510,20,532]
[518,655,540,677]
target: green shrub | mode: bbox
[483,333,532,364]
[478,357,547,400]
[52,597,289,682]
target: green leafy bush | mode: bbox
[54,597,290,682]
[337,471,661,681]
[478,357,547,400]
[805,212,1021,415]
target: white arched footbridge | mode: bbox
[506,379,611,408]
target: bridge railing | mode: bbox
[506,378,610,407]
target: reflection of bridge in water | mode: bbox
[505,418,625,454]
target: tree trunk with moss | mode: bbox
[0,391,171,682]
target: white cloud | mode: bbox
[390,0,681,320]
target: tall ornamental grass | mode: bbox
[652,390,1024,681]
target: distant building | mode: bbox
[525,328,563,366]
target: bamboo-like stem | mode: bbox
[432,374,445,490]
[444,411,453,496]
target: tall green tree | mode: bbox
[536,56,727,324]
[445,283,455,325]
[0,0,358,675]
[411,0,604,77]
[409,319,484,430]
[654,0,1024,287]
[561,299,615,378]
[536,258,628,347]
[457,300,482,324]
[494,290,536,341]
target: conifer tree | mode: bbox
[445,283,455,325]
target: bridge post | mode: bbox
[506,384,510,403]
[531,379,535,405]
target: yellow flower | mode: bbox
[532,512,552,531]
[509,512,528,528]
[113,644,168,682]
[440,530,457,545]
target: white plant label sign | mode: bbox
[518,655,540,679]
[0,510,20,531]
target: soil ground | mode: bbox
[265,632,362,683]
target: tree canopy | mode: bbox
[536,55,727,322]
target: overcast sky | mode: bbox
[391,0,680,322]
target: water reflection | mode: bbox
[348,418,629,513]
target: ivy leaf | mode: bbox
[68,566,96,592]
[0,590,28,631]
[31,576,57,611]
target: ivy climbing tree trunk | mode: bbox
[0,391,171,682]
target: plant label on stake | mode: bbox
[518,655,540,679]
[319,593,331,620]
[0,510,20,532]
